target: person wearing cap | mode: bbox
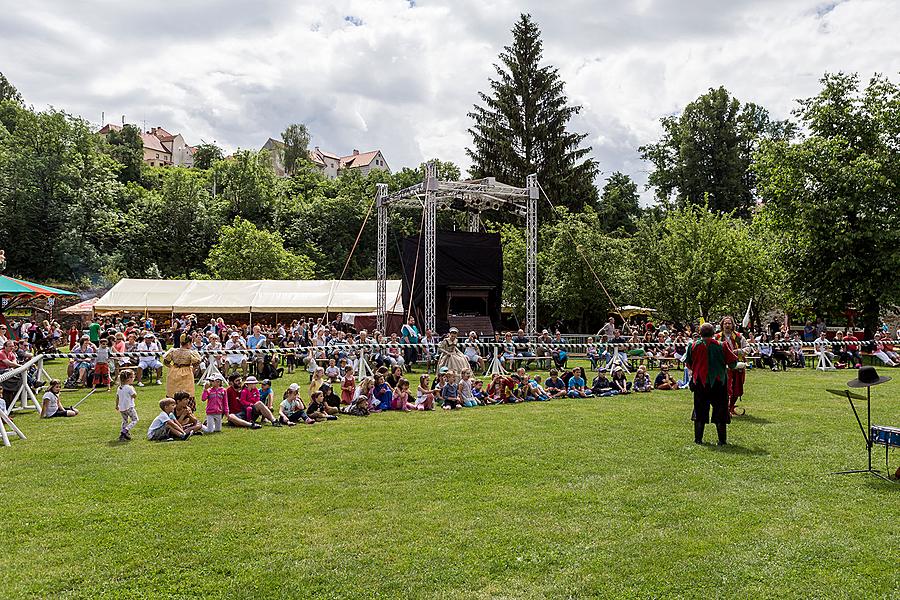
[685,322,744,445]
[224,331,248,377]
[437,328,469,373]
[136,333,163,387]
[591,367,616,397]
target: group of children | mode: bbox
[41,357,690,442]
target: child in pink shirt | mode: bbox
[201,374,228,433]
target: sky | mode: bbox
[1,0,898,201]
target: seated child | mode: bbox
[459,369,478,407]
[544,369,568,399]
[472,379,486,404]
[530,375,550,401]
[259,379,274,410]
[390,378,416,411]
[41,379,79,418]
[174,391,204,434]
[307,390,338,421]
[147,398,191,441]
[566,367,592,398]
[632,366,652,393]
[280,384,314,425]
[325,358,340,382]
[591,368,617,397]
[441,371,461,410]
[654,365,678,390]
[612,367,631,395]
[416,374,436,411]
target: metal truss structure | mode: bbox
[376,162,539,336]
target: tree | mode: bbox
[539,208,632,331]
[597,172,641,235]
[205,217,314,279]
[214,150,278,226]
[281,123,310,176]
[754,73,900,336]
[467,13,598,214]
[631,203,774,323]
[640,87,793,217]
[392,159,462,190]
[103,124,143,184]
[193,142,224,170]
[0,72,23,104]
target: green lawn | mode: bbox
[3,358,899,599]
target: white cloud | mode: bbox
[1,0,897,202]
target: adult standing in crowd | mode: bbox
[717,316,748,416]
[162,334,202,406]
[685,323,741,446]
[400,316,420,369]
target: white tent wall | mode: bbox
[94,278,404,315]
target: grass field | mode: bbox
[3,358,900,599]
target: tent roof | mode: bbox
[61,297,99,315]
[0,275,77,298]
[94,278,403,314]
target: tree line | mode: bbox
[1,13,898,335]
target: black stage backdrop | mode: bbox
[401,230,503,331]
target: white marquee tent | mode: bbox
[94,279,403,315]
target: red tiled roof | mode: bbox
[140,132,170,154]
[97,124,122,135]
[341,150,380,168]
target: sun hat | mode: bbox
[261,379,271,386]
[143,333,154,338]
[448,327,459,334]
[847,366,891,388]
[439,366,449,374]
[287,383,300,392]
[245,376,258,384]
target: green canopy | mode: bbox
[0,275,77,312]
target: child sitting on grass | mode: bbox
[567,367,592,398]
[325,358,340,382]
[633,366,653,393]
[116,370,138,441]
[279,383,314,425]
[147,398,191,442]
[612,367,631,395]
[472,379,486,404]
[391,378,416,411]
[459,369,478,407]
[259,379,274,410]
[174,391,204,435]
[654,365,678,390]
[41,379,79,418]
[543,369,567,399]
[441,370,461,410]
[416,374,436,411]
[307,390,336,421]
[591,368,617,397]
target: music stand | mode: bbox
[827,366,894,482]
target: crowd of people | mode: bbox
[2,311,900,442]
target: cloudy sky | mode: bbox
[1,0,897,200]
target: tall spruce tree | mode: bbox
[467,13,598,214]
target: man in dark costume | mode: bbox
[685,323,744,445]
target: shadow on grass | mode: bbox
[735,414,774,425]
[705,443,769,457]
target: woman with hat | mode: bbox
[162,334,201,408]
[436,328,469,373]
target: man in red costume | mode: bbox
[685,323,744,445]
[717,316,748,415]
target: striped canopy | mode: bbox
[0,275,76,298]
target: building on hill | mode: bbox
[97,124,195,168]
[148,127,194,167]
[260,138,390,179]
[140,131,172,167]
